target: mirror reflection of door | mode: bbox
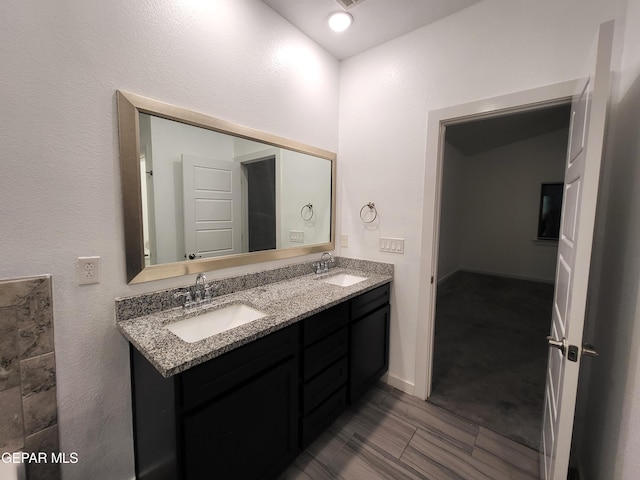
[243,157,277,252]
[138,113,157,266]
[182,154,242,260]
[139,155,155,266]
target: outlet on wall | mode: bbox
[77,256,100,285]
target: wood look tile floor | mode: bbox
[280,384,540,480]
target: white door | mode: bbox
[541,21,613,480]
[182,154,242,260]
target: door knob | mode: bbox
[547,336,566,354]
[582,343,599,358]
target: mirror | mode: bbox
[117,91,336,283]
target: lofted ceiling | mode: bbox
[261,0,570,156]
[445,104,572,156]
[262,0,482,60]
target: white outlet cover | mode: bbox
[77,256,100,285]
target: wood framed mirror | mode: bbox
[117,91,336,283]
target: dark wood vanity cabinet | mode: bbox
[130,325,299,480]
[182,357,298,479]
[349,284,391,404]
[130,282,390,480]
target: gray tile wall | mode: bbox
[0,275,60,480]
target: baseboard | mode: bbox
[382,373,415,395]
[436,268,460,286]
[459,268,555,285]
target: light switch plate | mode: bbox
[379,237,404,254]
[289,231,304,243]
[340,234,349,247]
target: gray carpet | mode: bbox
[429,271,553,450]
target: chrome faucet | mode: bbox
[313,252,335,274]
[195,273,207,303]
[174,290,194,310]
[174,273,218,311]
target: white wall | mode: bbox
[439,128,567,284]
[279,150,332,248]
[0,1,339,478]
[337,0,627,392]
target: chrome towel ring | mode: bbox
[301,203,314,221]
[360,202,378,223]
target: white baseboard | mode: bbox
[436,268,460,285]
[459,268,555,285]
[381,373,415,395]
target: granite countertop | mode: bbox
[117,262,392,377]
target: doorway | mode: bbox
[243,157,277,252]
[428,104,571,450]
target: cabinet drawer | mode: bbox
[303,302,349,346]
[301,386,347,448]
[302,356,348,415]
[303,327,347,381]
[351,283,390,320]
[181,324,298,410]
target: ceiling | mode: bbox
[445,104,572,156]
[262,0,482,60]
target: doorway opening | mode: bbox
[428,104,572,450]
[242,156,277,252]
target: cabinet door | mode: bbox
[182,358,298,480]
[350,305,390,404]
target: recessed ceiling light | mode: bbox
[328,11,353,32]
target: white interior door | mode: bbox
[541,20,613,480]
[182,154,241,260]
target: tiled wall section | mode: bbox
[0,275,60,480]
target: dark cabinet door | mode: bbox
[182,357,298,480]
[349,304,390,403]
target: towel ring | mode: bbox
[360,202,378,224]
[301,203,314,221]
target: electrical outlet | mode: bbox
[340,234,349,248]
[77,256,100,285]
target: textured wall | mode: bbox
[0,1,338,478]
[337,0,627,394]
[457,129,567,283]
[0,276,60,480]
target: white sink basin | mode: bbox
[320,273,368,287]
[167,304,267,343]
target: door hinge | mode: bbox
[430,276,434,284]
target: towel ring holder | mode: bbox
[360,202,378,224]
[301,203,314,221]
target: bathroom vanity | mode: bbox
[117,258,392,480]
